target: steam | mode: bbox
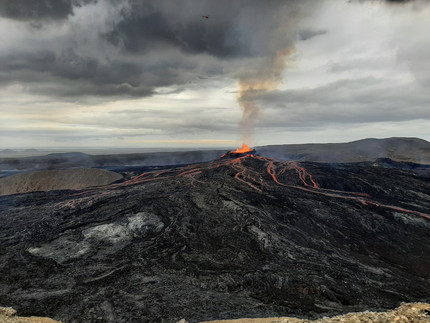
[235,0,415,145]
[238,47,295,144]
[235,1,312,145]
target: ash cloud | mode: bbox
[0,0,312,100]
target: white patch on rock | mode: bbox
[28,212,164,264]
[127,212,164,235]
[83,212,164,243]
[222,200,238,210]
[83,223,128,243]
[28,237,91,264]
[249,225,271,248]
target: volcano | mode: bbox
[0,152,429,322]
[221,144,257,158]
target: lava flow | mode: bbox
[59,149,430,221]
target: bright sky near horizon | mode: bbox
[1,0,429,149]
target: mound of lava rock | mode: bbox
[0,154,429,322]
[0,168,123,196]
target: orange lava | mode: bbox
[63,155,430,221]
[233,144,253,153]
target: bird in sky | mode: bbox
[202,15,209,19]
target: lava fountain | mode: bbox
[233,144,253,153]
[221,144,256,159]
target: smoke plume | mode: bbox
[235,1,312,145]
[238,47,295,144]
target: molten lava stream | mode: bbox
[230,158,262,192]
[290,163,319,188]
[266,160,430,220]
[178,168,203,176]
[65,150,430,220]
[182,171,204,187]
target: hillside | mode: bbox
[0,150,226,172]
[0,168,123,195]
[257,137,430,164]
[0,153,429,322]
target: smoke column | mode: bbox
[235,1,312,145]
[238,47,295,144]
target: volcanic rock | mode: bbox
[0,168,123,196]
[221,148,257,159]
[0,155,429,322]
[0,150,226,171]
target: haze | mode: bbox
[1,0,429,149]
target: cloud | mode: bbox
[0,0,315,100]
[0,0,73,21]
[353,0,413,3]
[257,76,430,129]
[1,0,430,148]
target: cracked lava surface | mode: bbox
[0,154,430,322]
[66,155,429,220]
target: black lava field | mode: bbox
[1,153,430,322]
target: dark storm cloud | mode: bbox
[0,0,309,99]
[106,0,276,59]
[0,0,73,21]
[0,50,153,97]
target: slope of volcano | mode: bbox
[0,154,429,322]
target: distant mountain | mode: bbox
[0,150,226,171]
[0,149,17,154]
[0,138,429,172]
[257,137,430,164]
[43,152,89,158]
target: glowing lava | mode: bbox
[62,154,430,221]
[233,144,253,154]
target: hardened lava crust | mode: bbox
[0,155,429,322]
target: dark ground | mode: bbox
[0,154,430,322]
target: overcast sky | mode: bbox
[1,0,429,149]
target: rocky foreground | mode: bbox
[2,302,430,323]
[200,303,430,322]
[0,307,60,322]
[0,155,429,322]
